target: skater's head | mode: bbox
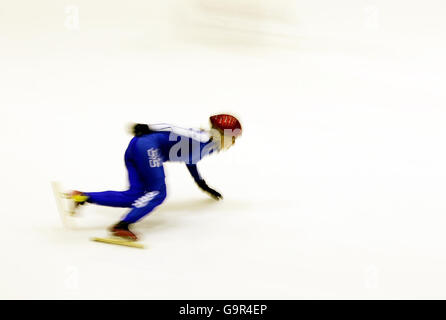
[209,114,242,150]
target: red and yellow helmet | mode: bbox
[209,114,242,137]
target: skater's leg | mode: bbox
[117,138,167,223]
[85,190,143,207]
[121,183,167,223]
[109,136,167,239]
[109,176,166,240]
[84,142,146,208]
[85,168,145,207]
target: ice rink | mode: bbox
[1,1,446,299]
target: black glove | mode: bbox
[132,123,153,137]
[196,179,223,200]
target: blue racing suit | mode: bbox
[85,125,218,223]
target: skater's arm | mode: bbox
[186,163,202,182]
[186,164,223,200]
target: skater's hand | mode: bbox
[205,187,223,200]
[196,179,223,200]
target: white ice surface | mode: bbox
[1,1,446,299]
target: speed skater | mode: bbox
[68,114,242,240]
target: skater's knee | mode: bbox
[122,187,166,224]
[132,187,166,209]
[155,187,167,204]
[151,184,167,205]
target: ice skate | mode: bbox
[109,221,138,241]
[91,222,143,249]
[51,181,81,228]
[65,190,89,215]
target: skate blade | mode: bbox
[51,181,76,228]
[60,192,77,216]
[91,237,145,249]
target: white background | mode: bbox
[1,0,446,299]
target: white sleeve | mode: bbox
[148,123,211,142]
